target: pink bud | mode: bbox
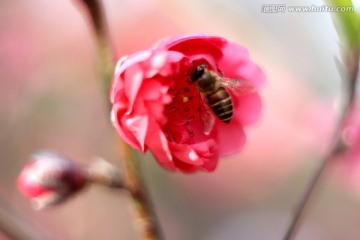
[17,151,87,210]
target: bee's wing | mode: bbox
[218,77,255,96]
[199,93,215,135]
[202,107,215,136]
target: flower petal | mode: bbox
[112,103,143,151]
[169,142,204,166]
[110,51,152,102]
[166,37,224,62]
[218,42,265,87]
[145,118,176,170]
[216,120,246,156]
[125,115,148,152]
[232,93,262,125]
[124,64,144,115]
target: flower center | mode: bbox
[164,76,207,144]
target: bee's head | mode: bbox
[190,64,207,82]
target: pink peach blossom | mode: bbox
[110,34,265,172]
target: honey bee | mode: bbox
[190,63,254,134]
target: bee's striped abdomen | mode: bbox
[207,87,233,123]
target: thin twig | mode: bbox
[118,141,165,240]
[73,0,115,108]
[74,1,164,239]
[283,49,359,240]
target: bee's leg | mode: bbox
[216,64,224,78]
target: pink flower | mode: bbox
[110,34,265,172]
[17,151,87,209]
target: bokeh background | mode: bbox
[1,0,360,239]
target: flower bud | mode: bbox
[17,151,87,210]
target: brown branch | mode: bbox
[73,0,115,108]
[118,141,164,240]
[283,49,359,240]
[74,1,164,239]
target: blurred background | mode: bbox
[1,0,360,239]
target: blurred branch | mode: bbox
[0,196,55,240]
[118,142,165,240]
[73,0,115,108]
[283,2,360,239]
[74,1,164,239]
